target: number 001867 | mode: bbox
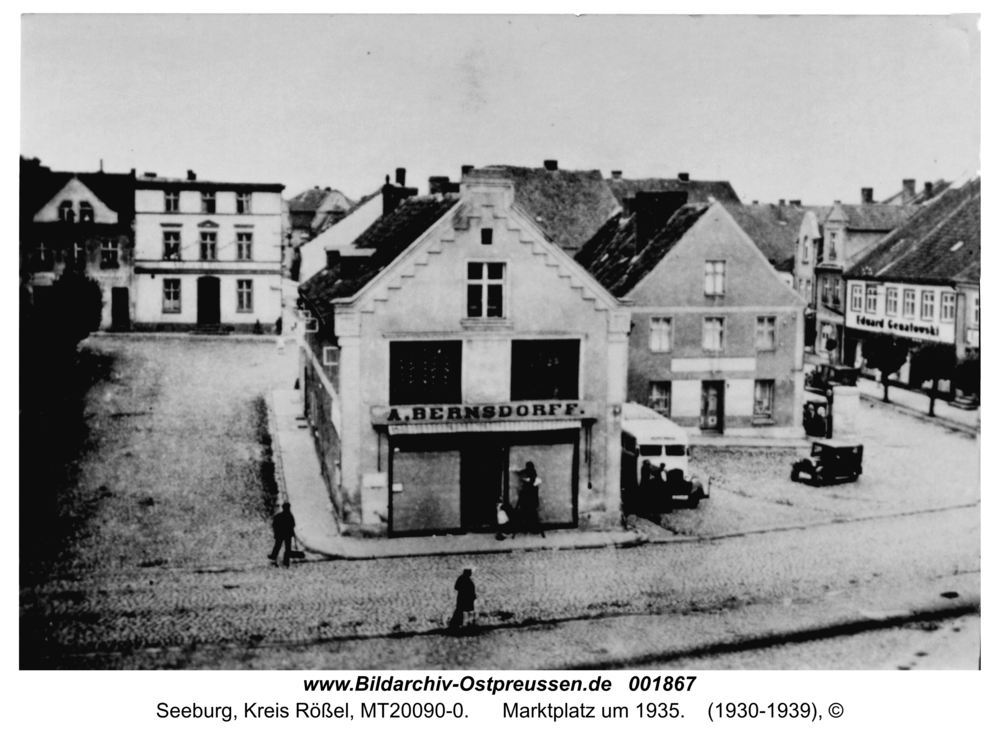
[628,676,696,692]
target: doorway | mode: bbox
[700,381,724,433]
[197,276,220,325]
[111,287,130,330]
[460,440,506,530]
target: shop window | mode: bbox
[903,289,916,317]
[920,290,934,320]
[389,341,462,405]
[649,381,671,416]
[163,231,181,261]
[941,293,956,322]
[850,284,863,311]
[865,284,878,313]
[510,339,579,400]
[237,280,253,312]
[886,288,898,315]
[754,380,775,420]
[163,279,181,313]
[755,316,776,351]
[165,191,180,213]
[201,191,216,214]
[237,232,253,261]
[237,192,251,214]
[702,317,724,352]
[467,262,505,318]
[704,260,725,296]
[649,317,672,352]
[100,238,119,269]
[79,201,94,223]
[200,231,217,260]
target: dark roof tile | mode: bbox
[608,177,741,207]
[721,203,806,272]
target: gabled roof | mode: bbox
[833,203,918,232]
[846,177,980,284]
[288,188,334,212]
[474,166,620,252]
[21,165,135,223]
[312,189,381,235]
[574,204,712,298]
[607,176,741,207]
[721,202,807,273]
[299,196,459,321]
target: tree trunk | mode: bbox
[928,379,937,417]
[882,377,890,402]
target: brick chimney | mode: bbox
[611,170,623,179]
[543,159,558,171]
[187,170,197,181]
[395,168,406,187]
[382,173,418,216]
[924,181,934,199]
[677,172,690,182]
[779,199,786,206]
[461,164,474,176]
[902,179,916,201]
[634,191,688,252]
[861,187,874,204]
[429,176,458,195]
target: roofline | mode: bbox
[136,180,285,192]
[844,274,973,287]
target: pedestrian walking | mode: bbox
[268,502,296,567]
[449,567,477,631]
[515,461,545,538]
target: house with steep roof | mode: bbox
[286,186,355,247]
[297,167,630,536]
[20,156,137,330]
[881,178,951,207]
[576,197,806,439]
[607,171,741,209]
[844,177,980,390]
[720,202,808,286]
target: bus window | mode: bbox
[639,445,662,456]
[622,433,637,454]
[664,445,686,456]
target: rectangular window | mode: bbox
[820,323,836,354]
[510,339,580,401]
[649,317,672,352]
[704,260,726,296]
[703,317,724,352]
[162,278,181,313]
[201,191,216,214]
[801,237,810,264]
[940,292,956,322]
[921,290,935,320]
[100,238,119,269]
[163,231,181,261]
[481,228,493,245]
[755,316,776,351]
[851,284,863,311]
[805,279,813,304]
[822,278,831,305]
[389,341,462,405]
[903,289,916,317]
[237,232,253,261]
[165,191,180,213]
[973,296,980,325]
[886,287,898,315]
[649,381,671,416]
[34,242,53,270]
[754,380,775,420]
[72,241,86,267]
[865,284,878,313]
[200,231,217,261]
[466,262,505,318]
[237,279,253,313]
[236,192,251,214]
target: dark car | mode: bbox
[791,440,864,485]
[806,364,860,396]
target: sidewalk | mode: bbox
[857,378,979,437]
[268,388,643,560]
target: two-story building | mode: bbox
[20,156,136,330]
[132,171,284,332]
[576,196,806,438]
[298,168,630,536]
[844,177,980,391]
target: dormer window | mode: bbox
[236,192,251,214]
[165,191,180,213]
[58,201,74,222]
[79,201,94,223]
[201,191,216,214]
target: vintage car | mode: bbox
[806,363,861,396]
[791,440,864,485]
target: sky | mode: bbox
[20,14,980,206]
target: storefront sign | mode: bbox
[851,313,952,343]
[372,401,597,425]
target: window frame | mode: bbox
[163,230,182,261]
[466,260,506,319]
[886,287,898,316]
[920,290,935,321]
[649,316,672,353]
[850,284,863,312]
[973,296,980,326]
[79,201,95,223]
[99,238,119,269]
[755,316,777,351]
[510,339,581,401]
[162,278,181,314]
[480,227,493,245]
[704,260,726,296]
[903,289,916,317]
[199,230,218,261]
[58,200,74,222]
[801,235,810,264]
[865,284,878,313]
[236,192,252,214]
[702,316,725,353]
[648,381,671,417]
[389,340,463,406]
[940,292,956,322]
[753,379,775,420]
[236,231,253,261]
[201,191,216,214]
[165,191,180,213]
[236,279,253,313]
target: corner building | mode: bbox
[299,170,630,536]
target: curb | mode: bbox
[860,394,978,438]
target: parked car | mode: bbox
[791,440,864,485]
[806,363,860,396]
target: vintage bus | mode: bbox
[620,402,708,513]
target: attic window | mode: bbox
[481,228,493,245]
[79,201,94,223]
[950,240,964,252]
[58,201,74,222]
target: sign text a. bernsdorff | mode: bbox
[372,401,597,425]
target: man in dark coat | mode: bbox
[269,502,296,567]
[516,461,544,538]
[450,568,477,631]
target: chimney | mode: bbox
[861,187,874,204]
[924,181,934,198]
[382,175,397,216]
[902,179,916,201]
[677,172,690,182]
[543,159,558,171]
[634,191,688,252]
[395,168,406,187]
[752,200,759,205]
[611,170,623,180]
[779,199,786,206]
[129,168,136,176]
[428,176,451,195]
[326,250,341,270]
[461,164,474,176]
[143,172,157,178]
[187,170,197,181]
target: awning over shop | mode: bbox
[387,419,583,435]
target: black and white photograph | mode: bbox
[18,10,981,685]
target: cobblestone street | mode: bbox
[20,338,980,668]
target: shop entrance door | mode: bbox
[111,287,130,330]
[197,276,220,325]
[700,381,724,434]
[460,440,506,530]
